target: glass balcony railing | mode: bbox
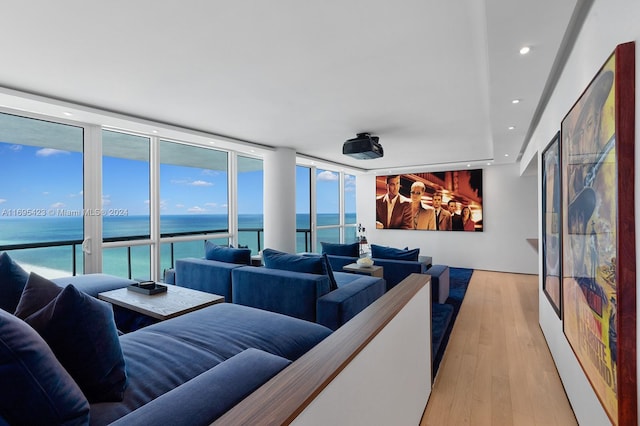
[0,227,314,279]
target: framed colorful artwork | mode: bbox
[375,169,483,232]
[542,131,562,318]
[561,41,636,425]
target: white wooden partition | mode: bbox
[214,273,432,425]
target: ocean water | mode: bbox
[0,213,357,278]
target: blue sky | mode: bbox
[0,142,355,216]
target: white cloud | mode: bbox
[187,206,207,213]
[9,145,22,151]
[50,202,65,208]
[317,170,338,181]
[0,199,6,204]
[190,180,213,187]
[36,148,70,157]
[204,202,218,208]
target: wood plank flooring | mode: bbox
[421,270,577,426]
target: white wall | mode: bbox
[525,0,640,424]
[356,164,538,274]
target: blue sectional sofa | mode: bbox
[171,257,244,302]
[0,252,332,425]
[324,253,428,292]
[166,247,386,331]
[167,241,253,302]
[319,243,431,292]
[231,251,386,330]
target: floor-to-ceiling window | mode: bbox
[237,155,264,253]
[344,173,357,242]
[159,140,229,274]
[315,168,340,251]
[101,130,151,279]
[296,165,312,252]
[1,108,360,277]
[0,112,84,277]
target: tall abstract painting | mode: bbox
[561,42,636,425]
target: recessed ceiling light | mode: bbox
[151,130,158,134]
[63,112,73,116]
[466,164,471,167]
[512,99,520,104]
[520,46,531,55]
[487,162,491,166]
[508,126,515,130]
[504,153,509,157]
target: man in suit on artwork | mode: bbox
[448,200,463,231]
[376,175,412,229]
[410,181,436,230]
[432,192,452,230]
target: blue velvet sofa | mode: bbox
[319,242,431,292]
[231,249,386,330]
[0,253,332,425]
[167,241,253,302]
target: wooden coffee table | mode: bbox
[343,263,384,278]
[98,284,224,321]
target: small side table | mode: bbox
[98,284,224,321]
[343,263,384,278]
[250,254,263,266]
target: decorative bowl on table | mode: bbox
[356,257,374,267]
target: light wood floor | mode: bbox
[421,270,577,426]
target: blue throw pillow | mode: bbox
[262,248,326,275]
[0,308,90,425]
[205,241,251,264]
[322,254,339,292]
[15,273,128,403]
[0,252,29,313]
[14,272,64,318]
[371,244,420,261]
[320,241,360,257]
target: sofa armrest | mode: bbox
[108,348,290,426]
[316,273,385,330]
[232,266,331,322]
[51,273,135,298]
[175,258,243,301]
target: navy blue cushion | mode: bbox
[0,252,29,313]
[320,241,359,257]
[205,241,251,264]
[0,308,90,424]
[371,244,420,261]
[15,273,128,402]
[322,254,338,292]
[262,248,326,275]
[108,348,291,426]
[14,272,64,318]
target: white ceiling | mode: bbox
[0,1,582,173]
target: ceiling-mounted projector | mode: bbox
[342,133,383,159]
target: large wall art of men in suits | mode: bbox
[375,169,483,232]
